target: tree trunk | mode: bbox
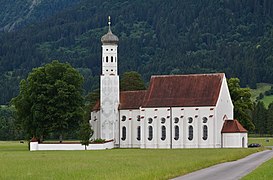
[59,134,63,143]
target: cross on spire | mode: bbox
[108,16,111,32]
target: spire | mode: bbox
[108,16,111,32]
[101,16,119,44]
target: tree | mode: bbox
[228,78,254,131]
[79,121,93,150]
[0,106,22,140]
[252,101,267,136]
[12,60,84,142]
[267,102,273,136]
[120,71,146,91]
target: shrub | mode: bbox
[92,138,106,143]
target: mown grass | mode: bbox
[250,83,273,107]
[248,137,273,146]
[261,95,273,108]
[250,83,272,101]
[0,141,261,180]
[242,157,273,180]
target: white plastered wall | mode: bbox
[140,107,171,148]
[119,109,141,148]
[172,107,215,148]
[215,75,234,148]
[90,111,100,140]
[100,75,119,142]
[222,133,248,148]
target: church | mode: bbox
[90,18,248,149]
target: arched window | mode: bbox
[203,117,208,123]
[106,56,109,62]
[121,126,126,141]
[148,126,153,141]
[137,115,141,121]
[161,117,166,124]
[121,116,126,121]
[161,126,166,141]
[137,126,141,141]
[174,117,179,123]
[188,125,193,141]
[203,125,208,140]
[174,125,179,140]
[111,56,113,62]
[148,118,153,124]
[188,117,193,123]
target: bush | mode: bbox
[92,138,106,143]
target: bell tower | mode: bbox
[100,16,120,143]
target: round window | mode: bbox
[121,116,126,121]
[148,118,153,124]
[174,117,179,123]
[188,117,193,123]
[161,117,166,124]
[203,117,208,123]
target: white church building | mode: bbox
[90,18,248,149]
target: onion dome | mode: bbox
[101,16,119,45]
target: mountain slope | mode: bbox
[1,0,273,104]
[0,0,79,32]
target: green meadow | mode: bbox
[242,155,273,180]
[248,137,273,146]
[250,83,273,107]
[0,141,261,180]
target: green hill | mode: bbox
[250,83,273,108]
[0,0,79,32]
[2,0,273,104]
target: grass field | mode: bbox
[248,137,273,146]
[243,138,273,180]
[250,83,273,107]
[0,141,261,180]
[242,156,273,180]
[250,83,272,101]
[261,95,273,108]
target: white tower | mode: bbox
[100,16,120,143]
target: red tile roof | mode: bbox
[221,119,247,133]
[92,90,147,111]
[92,101,100,111]
[119,90,146,110]
[142,73,224,107]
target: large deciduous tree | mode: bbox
[12,60,84,142]
[228,78,254,131]
[120,71,146,91]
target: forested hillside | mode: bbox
[1,0,273,104]
[0,0,79,32]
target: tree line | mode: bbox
[252,101,273,136]
[1,60,270,141]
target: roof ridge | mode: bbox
[120,90,147,93]
[151,73,224,78]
